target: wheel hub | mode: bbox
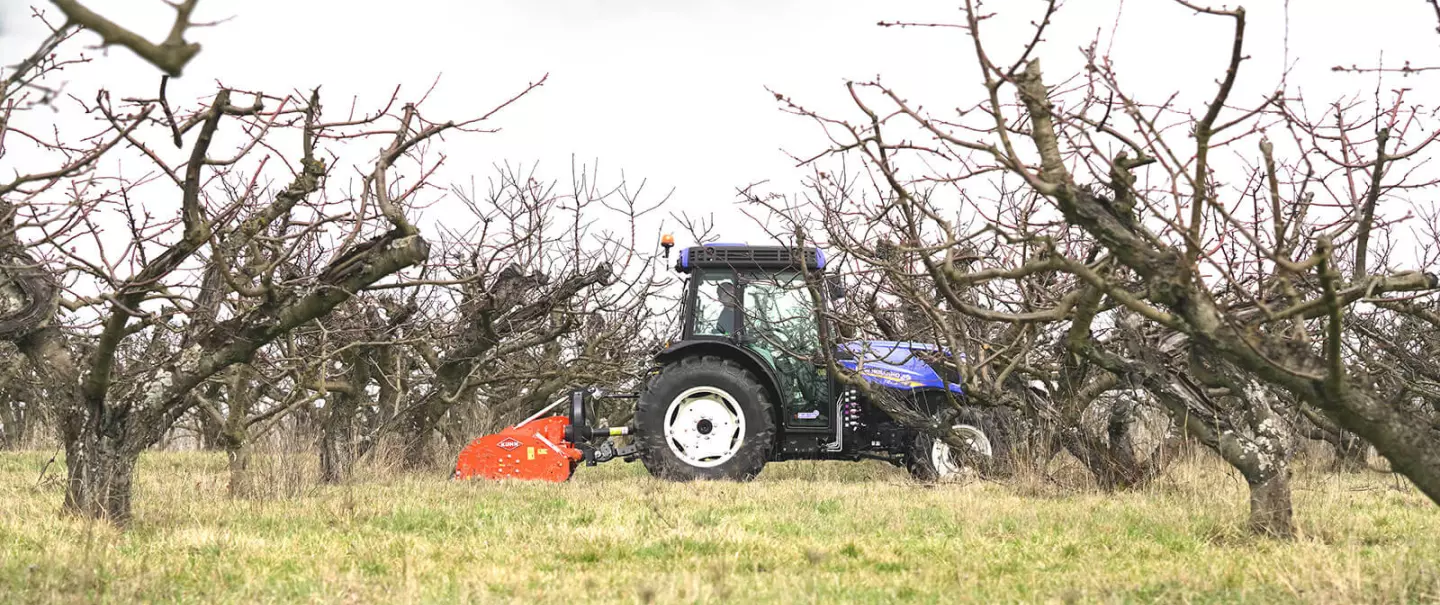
[664,387,746,468]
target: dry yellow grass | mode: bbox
[1,449,1437,604]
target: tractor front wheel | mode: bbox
[636,356,775,481]
[907,407,997,482]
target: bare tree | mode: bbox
[746,174,1180,486]
[257,292,418,484]
[175,252,425,489]
[386,162,667,468]
[0,343,46,448]
[771,1,1440,536]
[0,5,543,521]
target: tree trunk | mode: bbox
[320,352,370,484]
[402,408,436,470]
[0,400,17,449]
[358,347,404,459]
[20,327,143,522]
[1247,469,1294,537]
[220,366,257,497]
[62,425,141,523]
[224,434,251,497]
[1058,390,1173,491]
[320,400,356,483]
[1109,355,1297,538]
[196,392,225,451]
[1216,426,1296,539]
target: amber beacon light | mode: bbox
[660,233,675,258]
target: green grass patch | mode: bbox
[1,450,1438,603]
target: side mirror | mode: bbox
[824,273,846,300]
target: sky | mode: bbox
[4,0,1440,251]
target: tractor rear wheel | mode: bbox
[907,407,997,482]
[636,355,775,481]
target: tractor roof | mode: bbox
[676,243,825,273]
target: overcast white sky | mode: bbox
[4,0,1440,248]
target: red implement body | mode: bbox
[452,415,583,482]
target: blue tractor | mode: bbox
[628,242,999,482]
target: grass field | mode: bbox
[2,450,1438,604]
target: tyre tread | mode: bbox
[636,355,776,481]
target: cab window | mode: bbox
[692,272,739,336]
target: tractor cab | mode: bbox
[673,244,835,433]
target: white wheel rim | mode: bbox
[664,386,746,468]
[931,424,993,478]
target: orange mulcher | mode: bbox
[453,390,637,482]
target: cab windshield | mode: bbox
[741,269,820,356]
[690,269,820,348]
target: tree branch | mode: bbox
[50,0,203,77]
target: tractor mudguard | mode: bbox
[654,340,785,409]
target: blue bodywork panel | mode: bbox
[838,340,964,394]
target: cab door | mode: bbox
[740,271,833,432]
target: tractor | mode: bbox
[453,241,1000,483]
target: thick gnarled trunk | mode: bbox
[224,434,251,498]
[55,373,170,523]
[1248,469,1294,537]
[320,399,358,483]
[1193,414,1295,538]
[60,413,142,523]
[1200,380,1296,538]
[14,328,143,521]
[401,400,442,470]
[320,352,372,483]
